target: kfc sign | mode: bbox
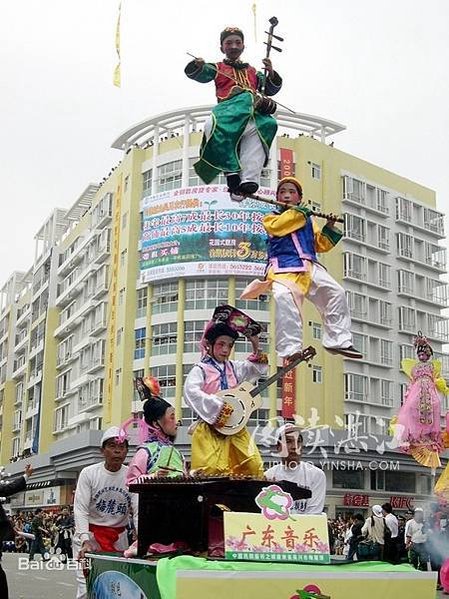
[389,496,414,510]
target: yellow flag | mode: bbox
[252,2,257,42]
[113,1,122,87]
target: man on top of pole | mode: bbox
[185,24,282,198]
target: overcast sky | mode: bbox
[1,0,448,286]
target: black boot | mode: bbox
[226,174,241,193]
[238,181,259,195]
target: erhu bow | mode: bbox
[236,191,345,224]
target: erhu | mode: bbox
[255,17,284,115]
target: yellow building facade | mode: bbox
[1,106,447,516]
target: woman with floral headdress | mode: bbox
[126,376,186,485]
[392,331,448,469]
[183,306,268,476]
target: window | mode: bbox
[352,333,367,359]
[136,287,148,318]
[379,301,392,327]
[119,288,125,306]
[134,328,146,359]
[343,253,366,280]
[344,374,368,402]
[151,364,176,398]
[185,279,228,310]
[188,158,200,187]
[312,322,322,340]
[346,291,367,320]
[156,160,182,192]
[332,470,364,490]
[311,162,321,180]
[427,314,449,342]
[377,225,390,250]
[398,270,414,295]
[260,164,271,188]
[312,365,322,384]
[124,175,129,192]
[235,279,270,312]
[15,382,24,404]
[385,471,415,493]
[56,371,71,399]
[424,208,444,236]
[184,321,206,353]
[54,404,69,432]
[345,412,369,435]
[152,323,177,355]
[235,322,269,354]
[115,369,121,385]
[142,169,153,194]
[342,176,365,204]
[425,242,446,270]
[152,282,178,314]
[378,262,390,288]
[116,327,123,346]
[397,233,413,259]
[120,249,127,266]
[380,339,393,366]
[122,212,128,229]
[381,380,393,406]
[345,215,366,242]
[376,189,388,214]
[400,344,414,362]
[399,307,416,332]
[396,197,412,222]
[426,278,448,305]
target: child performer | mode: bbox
[393,332,448,469]
[184,26,282,196]
[183,307,268,476]
[241,176,362,361]
[126,376,186,485]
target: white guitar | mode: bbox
[214,346,316,435]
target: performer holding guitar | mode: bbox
[183,306,268,476]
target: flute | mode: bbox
[237,192,344,223]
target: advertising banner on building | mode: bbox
[140,185,274,283]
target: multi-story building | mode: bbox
[1,106,447,516]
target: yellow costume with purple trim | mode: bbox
[242,184,355,358]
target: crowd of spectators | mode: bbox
[1,506,74,561]
[328,504,449,592]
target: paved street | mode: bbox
[2,553,77,599]
[1,552,448,598]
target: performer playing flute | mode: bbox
[183,306,268,476]
[184,26,282,197]
[241,177,362,361]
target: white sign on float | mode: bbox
[140,185,274,282]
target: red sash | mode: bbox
[89,523,126,552]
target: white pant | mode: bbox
[73,531,129,599]
[72,538,88,599]
[203,118,266,184]
[273,264,353,358]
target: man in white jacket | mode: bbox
[73,426,138,599]
[265,423,326,514]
